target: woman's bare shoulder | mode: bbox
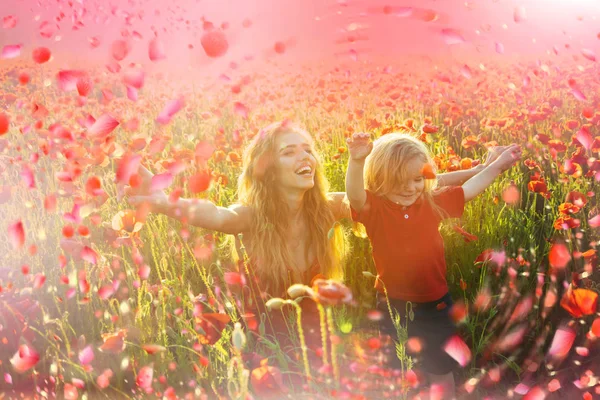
[327,192,351,221]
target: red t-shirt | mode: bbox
[351,186,465,302]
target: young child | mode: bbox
[345,132,521,399]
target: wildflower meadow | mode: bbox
[1,0,600,399]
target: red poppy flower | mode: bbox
[99,329,127,354]
[558,201,577,216]
[548,140,567,153]
[461,135,479,149]
[311,279,352,306]
[560,285,598,318]
[251,360,287,398]
[422,124,439,134]
[421,163,436,179]
[197,313,231,344]
[527,179,548,195]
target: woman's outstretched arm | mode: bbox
[124,165,251,234]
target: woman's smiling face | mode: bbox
[273,131,317,192]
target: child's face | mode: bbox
[385,157,426,207]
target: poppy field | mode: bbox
[2,0,600,399]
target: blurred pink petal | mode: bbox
[126,86,138,101]
[111,39,131,61]
[581,49,596,62]
[88,114,119,139]
[136,365,154,389]
[523,386,545,400]
[8,220,25,249]
[151,173,174,191]
[156,97,184,124]
[57,70,86,92]
[349,48,358,61]
[443,335,471,366]
[10,344,40,373]
[115,153,142,185]
[123,67,145,89]
[77,77,93,96]
[33,273,46,289]
[97,370,113,389]
[494,324,527,352]
[88,36,101,48]
[3,15,18,29]
[588,214,600,227]
[39,20,57,39]
[459,64,472,79]
[149,37,166,61]
[514,6,526,23]
[571,89,587,101]
[547,379,561,392]
[576,127,592,150]
[224,272,243,286]
[234,102,249,118]
[495,42,504,54]
[81,246,98,264]
[78,345,94,365]
[575,346,589,357]
[1,44,21,59]
[21,166,35,188]
[64,383,78,400]
[138,264,150,280]
[98,285,115,300]
[441,28,465,45]
[547,327,575,360]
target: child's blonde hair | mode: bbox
[364,132,442,215]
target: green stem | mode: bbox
[289,301,312,384]
[316,303,329,367]
[326,307,339,387]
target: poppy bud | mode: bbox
[265,298,285,310]
[232,322,246,351]
[287,284,309,299]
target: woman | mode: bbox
[126,121,348,296]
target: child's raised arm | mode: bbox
[345,132,373,212]
[437,146,509,186]
[462,144,522,202]
[124,165,251,234]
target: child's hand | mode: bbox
[493,144,522,172]
[483,145,510,167]
[346,132,373,161]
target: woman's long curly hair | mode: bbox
[236,121,344,296]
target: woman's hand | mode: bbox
[346,132,373,162]
[120,165,168,210]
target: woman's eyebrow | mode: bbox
[279,143,310,152]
